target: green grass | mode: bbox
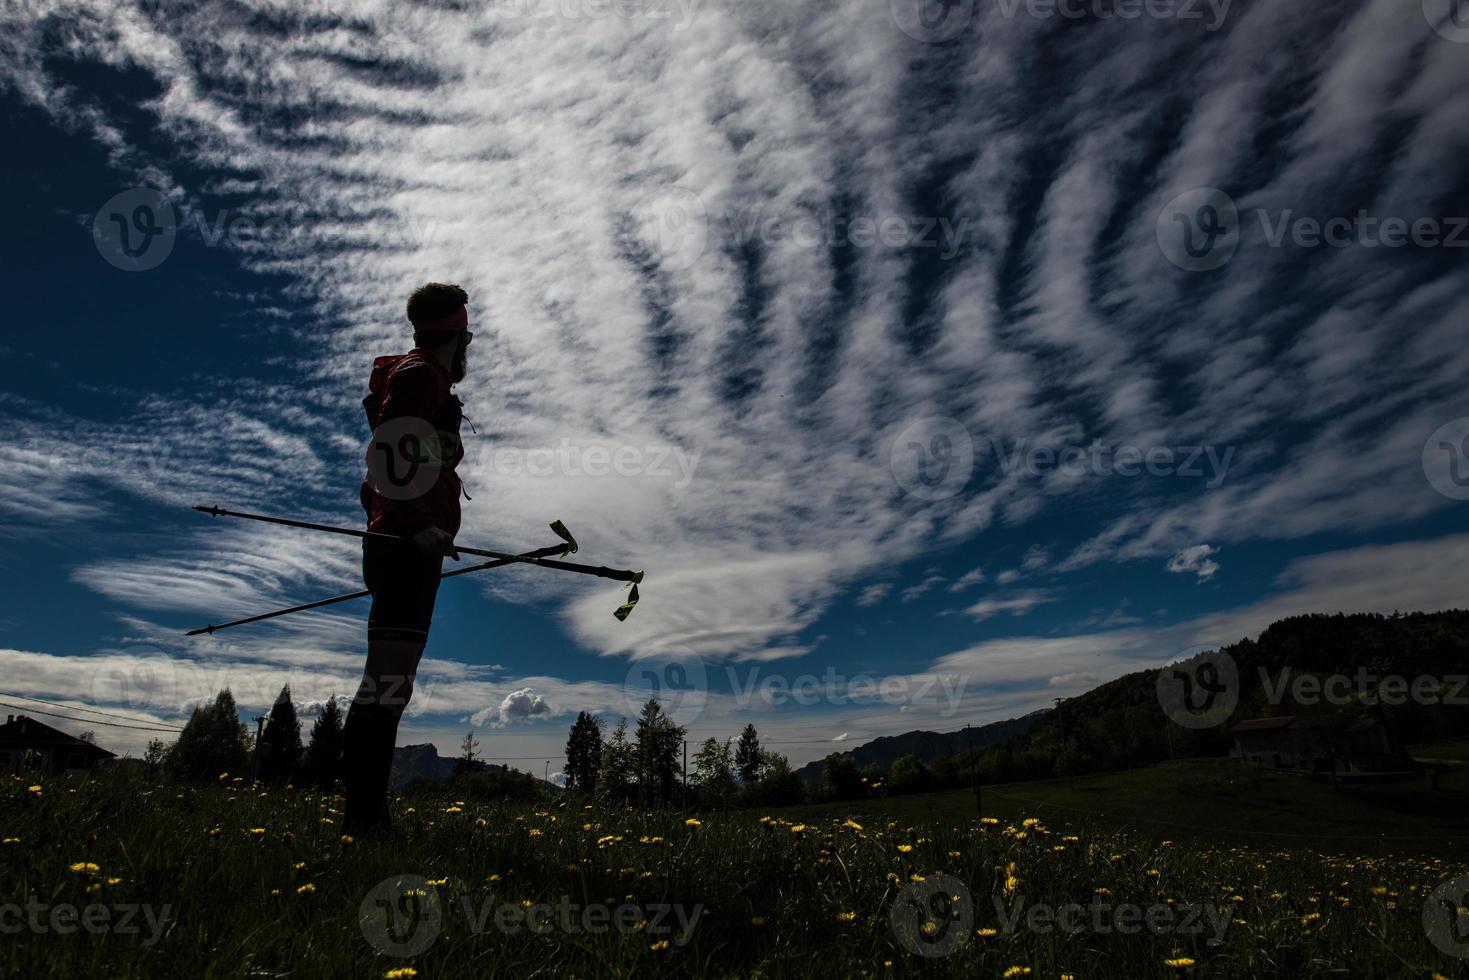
[2,765,1468,979]
[775,758,1469,860]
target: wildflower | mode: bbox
[897,844,913,854]
[26,786,41,795]
[976,928,998,938]
[844,819,863,832]
[791,824,807,834]
[250,827,266,836]
[296,883,316,895]
[209,827,222,838]
[1,838,18,844]
[1163,957,1196,969]
[684,818,702,828]
[836,911,857,923]
[69,862,101,875]
[445,806,463,814]
[341,835,355,846]
[980,817,999,825]
[385,969,419,979]
[650,940,670,952]
[1002,968,1031,978]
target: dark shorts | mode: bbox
[363,536,445,643]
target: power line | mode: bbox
[0,692,182,727]
[0,699,183,734]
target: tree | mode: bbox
[77,730,97,745]
[166,690,249,783]
[747,750,804,806]
[564,711,603,794]
[633,700,685,808]
[303,697,345,788]
[887,754,934,795]
[143,738,168,773]
[258,684,303,785]
[819,753,863,802]
[455,730,485,776]
[691,737,736,807]
[599,719,635,802]
[734,724,762,784]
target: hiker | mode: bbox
[343,281,472,835]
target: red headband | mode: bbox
[411,305,468,334]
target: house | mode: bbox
[1229,714,1402,774]
[0,715,116,775]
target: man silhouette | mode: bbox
[343,282,472,836]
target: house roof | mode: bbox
[1230,716,1296,733]
[1229,715,1381,735]
[0,716,115,758]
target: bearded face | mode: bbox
[451,332,470,383]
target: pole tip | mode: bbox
[193,504,225,517]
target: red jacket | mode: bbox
[359,350,466,537]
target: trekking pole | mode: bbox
[185,540,573,636]
[192,505,644,618]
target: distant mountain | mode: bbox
[392,742,560,793]
[794,711,1047,784]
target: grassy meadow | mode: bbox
[2,761,1467,979]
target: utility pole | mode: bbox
[963,724,981,819]
[252,715,266,781]
[681,739,688,813]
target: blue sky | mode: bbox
[1,0,1467,774]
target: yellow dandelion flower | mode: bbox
[684,818,702,828]
[650,940,670,951]
[897,844,914,854]
[836,911,857,923]
[68,862,101,874]
[1163,957,1195,969]
[1,838,19,844]
[976,928,998,938]
[844,819,863,831]
[26,785,41,795]
[296,883,316,895]
[1002,968,1031,978]
[385,969,419,979]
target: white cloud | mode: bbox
[1166,544,1220,582]
[963,589,1056,623]
[474,687,556,728]
[855,583,892,607]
